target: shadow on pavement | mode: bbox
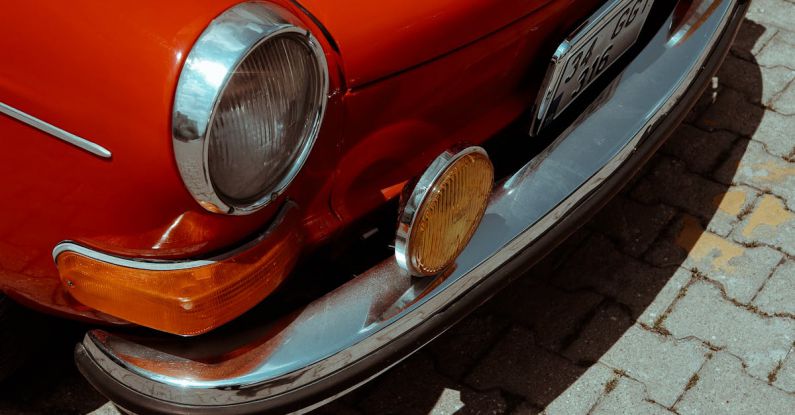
[0,319,106,415]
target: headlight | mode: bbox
[172,2,328,215]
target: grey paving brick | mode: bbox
[591,376,676,415]
[689,242,782,304]
[465,326,585,407]
[675,352,795,415]
[732,193,795,257]
[696,86,765,136]
[312,401,362,415]
[757,28,795,69]
[717,54,794,106]
[599,325,709,407]
[713,138,752,185]
[541,363,615,415]
[753,260,795,316]
[750,109,795,158]
[676,214,783,303]
[358,353,507,415]
[764,66,795,106]
[718,140,795,212]
[427,391,465,415]
[510,402,541,415]
[643,216,692,268]
[442,389,508,415]
[773,347,795,393]
[637,267,693,327]
[663,280,795,380]
[427,387,506,415]
[772,77,795,114]
[661,124,736,175]
[589,196,677,257]
[429,314,510,379]
[88,403,122,415]
[730,18,776,61]
[706,185,759,237]
[748,0,795,34]
[552,234,677,318]
[562,302,635,365]
[632,157,728,221]
[490,280,603,352]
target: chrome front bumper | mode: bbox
[76,1,748,413]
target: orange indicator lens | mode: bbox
[56,208,302,336]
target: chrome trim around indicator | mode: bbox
[76,0,743,412]
[0,101,112,159]
[52,201,297,271]
[172,2,329,216]
[53,242,213,270]
[395,146,490,276]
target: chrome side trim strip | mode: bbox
[77,0,741,410]
[52,242,215,271]
[0,101,111,159]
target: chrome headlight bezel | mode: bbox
[172,2,329,215]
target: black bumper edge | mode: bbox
[75,1,749,414]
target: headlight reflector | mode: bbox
[207,33,326,205]
[172,3,328,214]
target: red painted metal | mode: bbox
[0,0,601,322]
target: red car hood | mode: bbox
[297,0,554,87]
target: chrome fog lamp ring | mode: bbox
[172,2,329,215]
[396,146,494,277]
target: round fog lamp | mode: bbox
[396,147,494,276]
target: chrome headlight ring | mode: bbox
[172,2,329,215]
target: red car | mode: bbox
[0,0,747,413]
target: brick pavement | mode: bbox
[0,2,793,415]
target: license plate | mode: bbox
[530,0,653,134]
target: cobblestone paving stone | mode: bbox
[590,376,676,415]
[674,352,795,414]
[598,326,710,407]
[754,260,795,316]
[1,2,794,415]
[773,346,795,393]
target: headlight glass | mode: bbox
[172,2,329,215]
[208,34,325,205]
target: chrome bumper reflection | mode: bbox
[76,0,745,412]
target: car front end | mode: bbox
[0,0,748,413]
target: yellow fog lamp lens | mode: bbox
[396,147,494,276]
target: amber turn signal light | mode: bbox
[396,147,494,276]
[54,204,302,336]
